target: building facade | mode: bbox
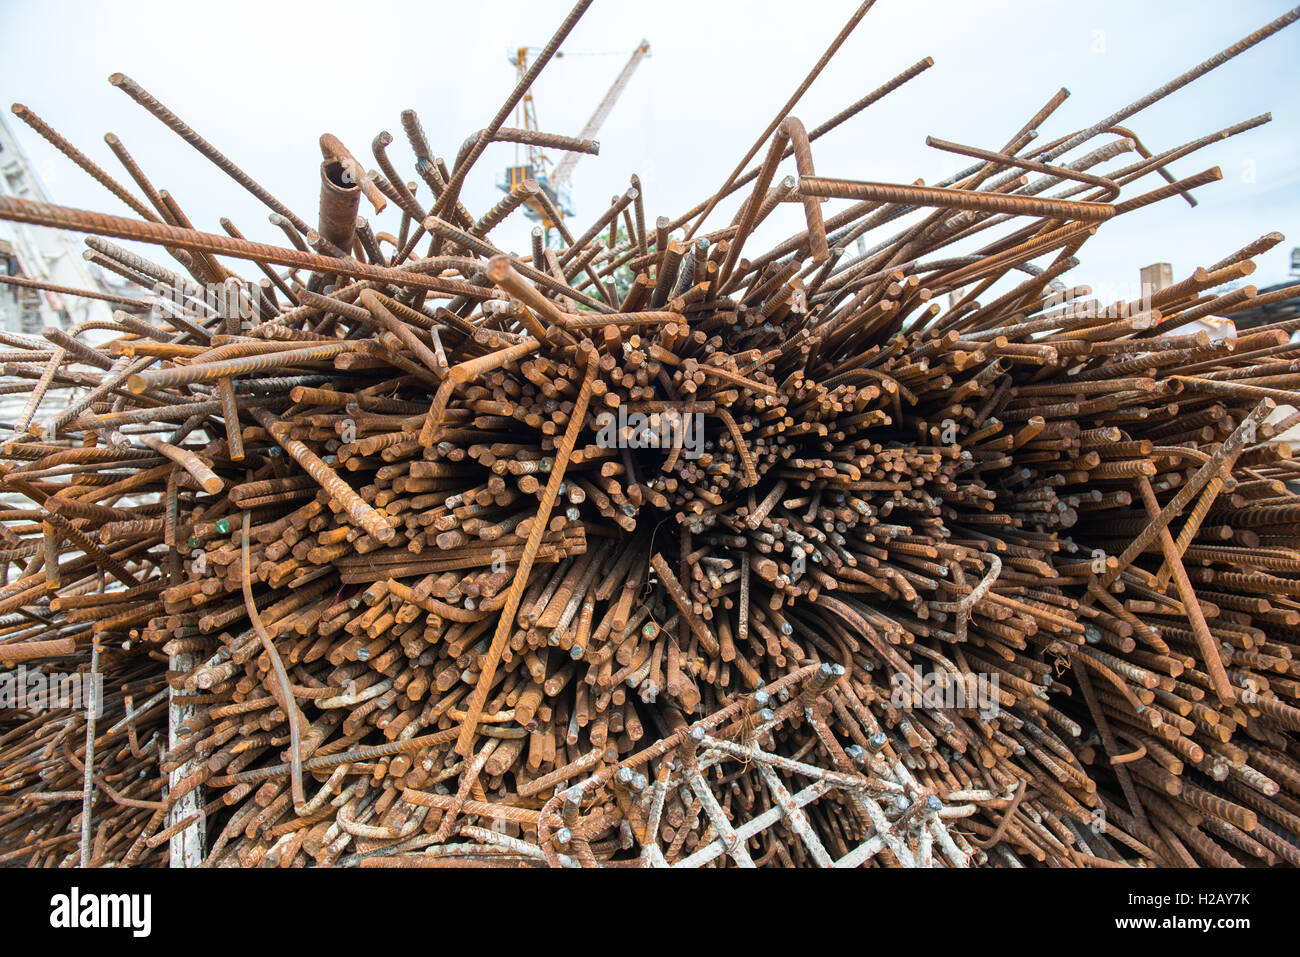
[0,113,116,335]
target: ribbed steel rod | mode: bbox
[0,195,498,300]
[797,177,1116,221]
[109,73,311,234]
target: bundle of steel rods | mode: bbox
[3,0,1300,868]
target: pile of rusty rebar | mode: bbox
[3,1,1300,868]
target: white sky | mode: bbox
[2,0,1298,301]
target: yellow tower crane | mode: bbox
[501,38,651,230]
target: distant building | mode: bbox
[0,113,115,335]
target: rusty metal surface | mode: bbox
[0,2,1298,869]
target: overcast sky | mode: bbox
[2,0,1298,302]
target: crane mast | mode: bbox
[508,47,552,184]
